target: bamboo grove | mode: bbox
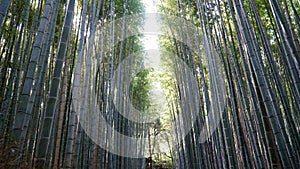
[0,0,299,168]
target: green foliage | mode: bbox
[129,67,152,111]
